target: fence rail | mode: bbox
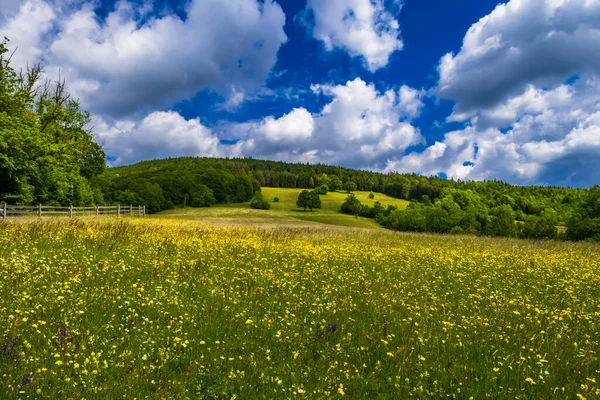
[0,203,145,219]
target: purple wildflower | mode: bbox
[21,373,32,387]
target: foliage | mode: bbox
[343,181,358,193]
[567,186,600,241]
[97,159,256,212]
[273,197,279,203]
[1,219,600,398]
[0,38,105,205]
[329,176,343,191]
[250,197,271,210]
[296,190,321,211]
[314,185,329,195]
[521,209,558,240]
[96,154,595,240]
[487,205,517,237]
[369,192,375,199]
[189,184,216,208]
[340,194,362,215]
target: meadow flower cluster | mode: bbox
[0,219,599,398]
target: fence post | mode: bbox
[38,204,42,217]
[130,204,133,216]
[138,205,141,216]
[69,205,73,218]
[118,204,120,218]
[2,202,6,220]
[143,205,146,216]
[96,206,99,218]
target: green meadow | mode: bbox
[159,188,409,229]
[1,218,600,399]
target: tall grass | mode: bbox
[1,218,599,398]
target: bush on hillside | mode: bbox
[340,194,362,215]
[250,197,271,210]
[314,185,329,195]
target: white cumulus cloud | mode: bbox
[437,0,600,115]
[389,77,600,187]
[93,111,222,166]
[388,0,600,187]
[0,0,55,68]
[1,0,287,117]
[232,78,423,167]
[306,0,403,72]
[99,78,424,169]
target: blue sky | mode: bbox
[1,0,599,187]
[176,0,497,132]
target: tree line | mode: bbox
[339,188,600,241]
[107,157,599,241]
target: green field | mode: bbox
[159,188,409,229]
[1,218,600,399]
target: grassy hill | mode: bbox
[158,188,409,229]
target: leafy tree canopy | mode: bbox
[297,190,321,211]
[0,38,105,206]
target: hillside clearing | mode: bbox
[158,188,409,229]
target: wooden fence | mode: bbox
[0,203,145,219]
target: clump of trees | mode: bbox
[296,190,321,211]
[96,159,258,213]
[0,38,106,206]
[340,194,397,220]
[188,184,216,207]
[376,189,563,240]
[99,156,600,240]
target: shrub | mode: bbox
[314,185,329,195]
[450,226,464,235]
[273,197,280,203]
[340,194,362,215]
[369,192,375,199]
[250,197,271,210]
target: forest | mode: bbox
[1,38,599,241]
